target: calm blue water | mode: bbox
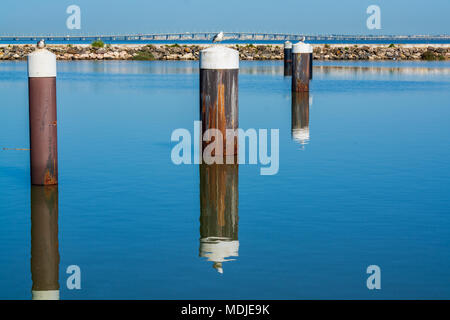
[0,60,449,299]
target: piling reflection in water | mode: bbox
[291,92,310,147]
[31,185,60,300]
[199,163,239,274]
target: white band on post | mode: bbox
[284,41,292,49]
[32,290,60,300]
[292,42,313,54]
[200,46,239,70]
[28,49,57,78]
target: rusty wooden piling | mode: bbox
[292,41,313,92]
[283,41,292,76]
[199,163,239,274]
[28,41,58,185]
[199,46,239,159]
[291,92,310,146]
[31,185,59,300]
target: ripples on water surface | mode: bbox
[0,60,449,299]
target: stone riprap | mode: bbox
[1,44,449,61]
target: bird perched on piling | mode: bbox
[37,39,45,48]
[212,31,224,43]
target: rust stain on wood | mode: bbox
[200,69,238,159]
[29,77,58,185]
[292,53,311,92]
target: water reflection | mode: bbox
[58,60,199,75]
[291,92,310,147]
[199,164,239,274]
[31,186,60,300]
[2,61,450,78]
[60,61,450,77]
[315,65,450,76]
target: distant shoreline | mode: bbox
[1,44,449,61]
[1,32,449,46]
[2,43,450,48]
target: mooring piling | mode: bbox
[199,46,239,159]
[199,163,239,274]
[27,40,58,185]
[283,41,293,76]
[292,41,313,92]
[31,185,60,300]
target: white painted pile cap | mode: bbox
[32,290,60,300]
[28,49,57,77]
[200,46,239,69]
[292,42,313,53]
[284,41,292,49]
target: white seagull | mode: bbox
[212,31,224,43]
[37,39,45,48]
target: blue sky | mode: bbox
[0,0,448,35]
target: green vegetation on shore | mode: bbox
[133,51,155,61]
[421,50,445,61]
[91,40,105,48]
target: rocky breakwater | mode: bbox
[314,45,449,61]
[0,44,449,61]
[0,44,282,61]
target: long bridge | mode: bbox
[1,32,449,44]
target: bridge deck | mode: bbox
[0,33,449,44]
